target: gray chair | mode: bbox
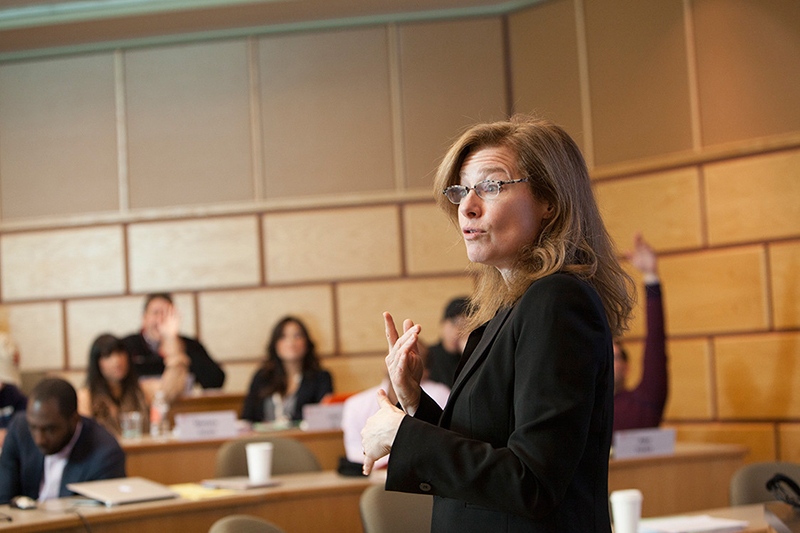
[208,514,286,533]
[215,435,321,478]
[360,484,433,533]
[729,461,800,505]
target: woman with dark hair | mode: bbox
[78,334,149,436]
[241,316,333,423]
[362,115,634,532]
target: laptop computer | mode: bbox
[66,477,179,507]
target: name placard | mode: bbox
[301,403,344,431]
[612,427,676,459]
[174,410,238,441]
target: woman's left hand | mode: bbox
[361,389,406,475]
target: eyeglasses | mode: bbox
[442,178,529,205]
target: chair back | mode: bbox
[730,461,800,506]
[360,484,433,533]
[209,514,286,533]
[215,435,321,478]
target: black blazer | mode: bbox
[241,369,333,422]
[122,333,225,389]
[0,414,126,504]
[386,274,614,533]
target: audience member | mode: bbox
[122,293,225,402]
[361,116,633,531]
[0,378,126,504]
[0,332,27,447]
[427,296,470,387]
[242,316,333,423]
[613,233,668,431]
[342,342,450,470]
[77,334,150,437]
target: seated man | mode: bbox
[0,378,126,504]
[122,293,225,402]
[427,296,470,387]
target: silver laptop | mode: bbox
[66,477,178,507]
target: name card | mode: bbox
[612,428,676,459]
[174,410,238,441]
[301,403,344,431]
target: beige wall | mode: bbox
[1,0,799,463]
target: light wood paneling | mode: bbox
[259,27,395,198]
[198,285,335,360]
[664,338,712,420]
[128,216,260,293]
[6,302,64,371]
[704,149,800,245]
[770,240,800,329]
[1,226,125,301]
[0,53,118,220]
[403,203,469,275]
[716,332,800,419]
[659,246,768,335]
[324,354,387,394]
[399,17,506,189]
[219,361,259,394]
[584,0,693,165]
[778,423,800,463]
[263,206,401,283]
[666,422,777,463]
[692,0,800,146]
[508,0,584,147]
[337,276,470,353]
[125,40,253,209]
[65,293,196,369]
[594,167,703,252]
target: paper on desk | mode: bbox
[169,483,237,500]
[638,514,748,533]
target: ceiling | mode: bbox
[0,0,544,60]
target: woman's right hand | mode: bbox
[383,312,423,415]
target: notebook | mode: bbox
[66,477,179,507]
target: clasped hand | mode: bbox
[360,312,424,475]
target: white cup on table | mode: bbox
[245,442,274,485]
[610,489,643,533]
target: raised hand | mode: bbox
[624,232,658,278]
[361,389,405,475]
[383,312,424,415]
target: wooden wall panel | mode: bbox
[198,285,335,360]
[324,355,387,395]
[704,149,800,245]
[508,0,584,149]
[259,27,395,198]
[337,276,470,353]
[715,333,800,419]
[663,339,713,420]
[127,216,261,293]
[769,240,800,329]
[399,17,506,189]
[692,0,800,146]
[6,302,64,371]
[125,40,253,209]
[659,247,768,335]
[594,168,703,253]
[0,53,119,220]
[666,422,777,463]
[1,226,125,301]
[264,206,401,283]
[403,203,469,275]
[778,424,800,463]
[584,0,694,165]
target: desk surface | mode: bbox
[0,471,374,533]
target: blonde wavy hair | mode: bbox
[435,115,634,336]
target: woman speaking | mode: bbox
[362,116,633,532]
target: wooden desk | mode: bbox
[609,442,748,517]
[167,391,246,424]
[123,428,345,484]
[0,471,373,533]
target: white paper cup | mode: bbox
[245,442,274,485]
[610,489,643,533]
[121,411,143,439]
